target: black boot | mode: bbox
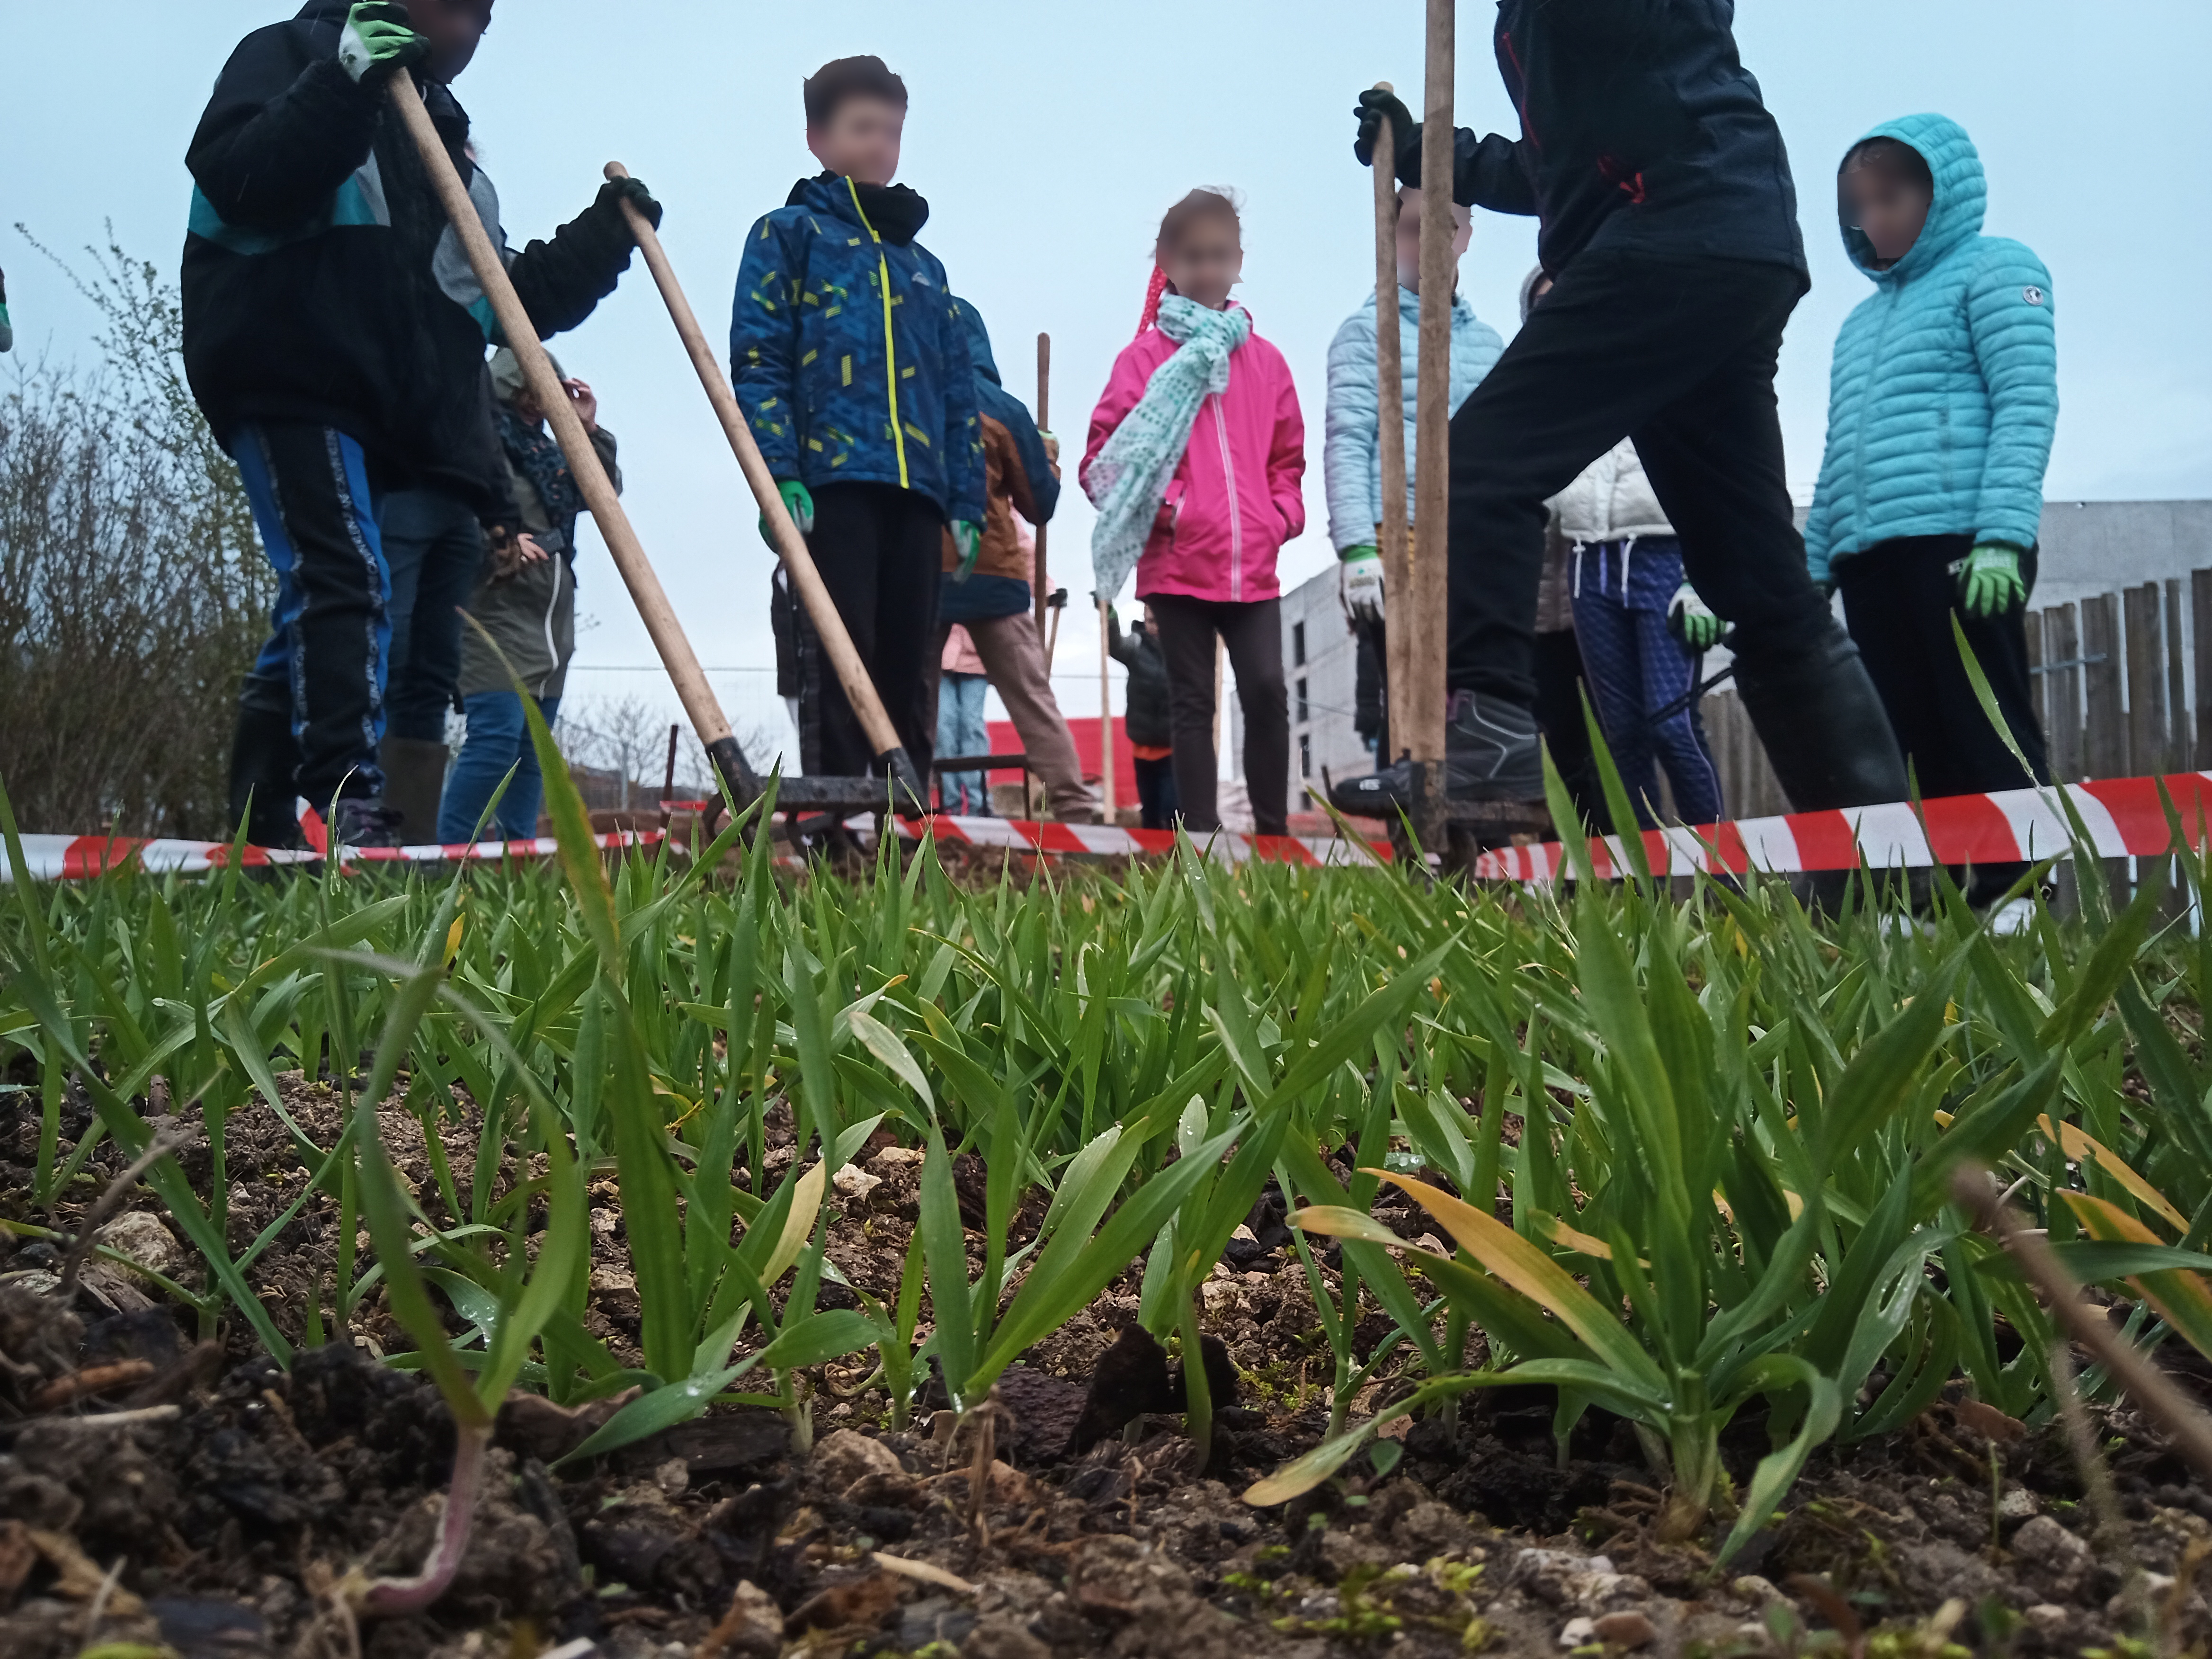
[1329,690,1543,815]
[1733,624,1908,813]
[229,693,305,850]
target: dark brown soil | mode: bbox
[5,1088,2211,1659]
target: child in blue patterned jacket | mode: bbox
[1805,114,2057,911]
[730,55,987,781]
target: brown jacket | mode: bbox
[942,413,1054,582]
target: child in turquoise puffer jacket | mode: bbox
[1806,113,2056,910]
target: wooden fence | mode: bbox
[1698,571,2212,821]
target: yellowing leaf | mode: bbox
[443,912,464,968]
[763,1161,827,1285]
[2060,1191,2212,1360]
[1291,1206,1405,1247]
[2038,1117,2187,1233]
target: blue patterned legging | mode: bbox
[1568,538,1723,829]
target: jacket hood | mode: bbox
[786,173,930,245]
[1840,113,1985,285]
[960,302,1001,386]
[1519,265,1549,323]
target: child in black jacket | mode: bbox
[184,0,656,847]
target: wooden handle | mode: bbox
[386,76,736,765]
[1099,600,1116,819]
[1034,332,1052,636]
[1369,80,1413,765]
[1408,4,1456,779]
[603,161,910,768]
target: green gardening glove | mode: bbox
[1957,544,2026,618]
[758,479,814,548]
[337,1,430,85]
[951,519,983,582]
[1667,582,1725,652]
[1339,545,1385,623]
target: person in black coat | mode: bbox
[1108,606,1178,831]
[184,0,657,847]
[1340,0,1906,824]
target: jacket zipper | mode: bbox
[845,178,910,490]
[1855,284,1900,550]
[537,559,563,699]
[1212,395,1242,601]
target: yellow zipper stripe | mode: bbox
[845,178,909,490]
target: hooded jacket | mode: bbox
[1402,0,1805,279]
[1080,306,1306,607]
[181,2,638,522]
[939,299,1058,623]
[1322,285,1503,552]
[1803,114,2058,585]
[728,175,987,526]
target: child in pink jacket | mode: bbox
[1081,188,1306,836]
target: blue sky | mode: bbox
[7,0,2209,748]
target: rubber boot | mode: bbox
[1732,624,1909,813]
[378,737,453,846]
[228,694,304,850]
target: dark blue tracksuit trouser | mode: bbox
[232,422,390,812]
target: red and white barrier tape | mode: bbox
[1473,771,2212,883]
[0,803,1384,883]
[14,771,2201,885]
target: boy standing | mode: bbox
[1346,0,1907,818]
[185,0,657,847]
[731,55,985,784]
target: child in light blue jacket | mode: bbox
[1806,113,2056,909]
[1322,191,1502,759]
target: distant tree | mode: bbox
[0,228,270,837]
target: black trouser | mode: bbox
[802,483,945,778]
[1147,594,1290,837]
[1532,628,1609,833]
[1134,754,1179,830]
[381,488,485,743]
[1444,250,1833,708]
[1839,535,2049,902]
[232,421,390,810]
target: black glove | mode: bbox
[1354,88,1419,169]
[597,175,662,235]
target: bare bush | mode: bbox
[0,230,269,837]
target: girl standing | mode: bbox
[1806,115,2057,914]
[1082,189,1306,837]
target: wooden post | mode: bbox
[1035,334,1052,638]
[2046,602,2084,785]
[2126,582,2165,782]
[597,161,923,813]
[1098,602,1117,821]
[1369,82,1414,769]
[384,77,761,804]
[2167,577,2188,773]
[2081,594,2124,779]
[2194,571,2212,769]
[1408,0,1457,852]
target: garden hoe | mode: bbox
[388,71,772,826]
[604,160,931,828]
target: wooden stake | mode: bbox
[598,161,925,813]
[385,75,762,805]
[1410,0,1457,849]
[1035,333,1052,637]
[1099,601,1118,820]
[1369,83,1415,769]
